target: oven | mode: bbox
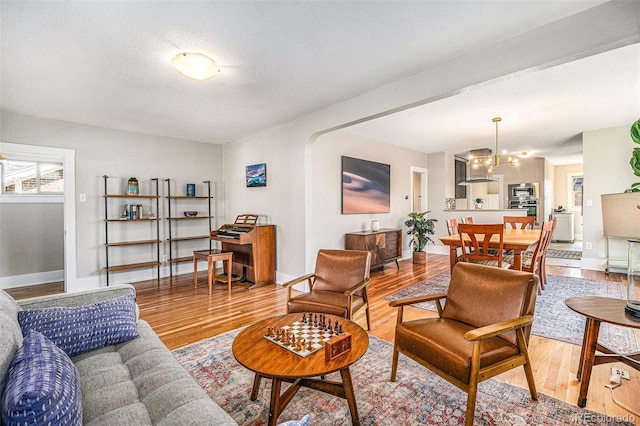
[508,183,537,199]
[509,200,538,224]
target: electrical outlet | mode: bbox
[611,367,631,380]
[162,254,168,262]
[586,242,592,250]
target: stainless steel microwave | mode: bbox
[508,183,538,199]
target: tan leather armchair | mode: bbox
[283,249,372,330]
[390,262,540,426]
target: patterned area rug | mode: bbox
[384,272,639,353]
[173,330,632,425]
[547,249,582,260]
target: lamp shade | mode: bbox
[172,52,220,80]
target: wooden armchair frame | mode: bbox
[389,267,539,426]
[283,250,372,330]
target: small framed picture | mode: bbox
[246,163,266,187]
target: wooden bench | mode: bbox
[193,249,233,294]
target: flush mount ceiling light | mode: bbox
[172,52,220,81]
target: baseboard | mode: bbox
[580,257,608,272]
[0,270,64,290]
[426,245,450,256]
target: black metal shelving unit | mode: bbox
[103,175,160,286]
[165,179,214,278]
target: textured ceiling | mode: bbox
[346,43,640,165]
[1,1,636,165]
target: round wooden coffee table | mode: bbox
[232,313,369,426]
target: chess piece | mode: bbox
[302,313,306,323]
[307,340,313,351]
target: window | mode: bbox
[567,172,583,212]
[1,158,64,195]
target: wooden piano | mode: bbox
[210,214,276,288]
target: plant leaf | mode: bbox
[631,118,640,145]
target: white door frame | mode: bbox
[0,142,77,292]
[410,166,428,212]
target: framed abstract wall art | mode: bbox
[246,163,267,187]
[342,156,390,214]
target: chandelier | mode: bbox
[469,117,520,176]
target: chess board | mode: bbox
[264,321,338,357]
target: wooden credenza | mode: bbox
[345,228,402,270]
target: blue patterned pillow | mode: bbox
[1,330,82,426]
[18,294,139,357]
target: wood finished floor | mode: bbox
[7,254,639,420]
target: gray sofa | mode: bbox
[0,284,237,425]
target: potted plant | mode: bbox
[474,198,484,209]
[625,118,640,192]
[404,211,437,264]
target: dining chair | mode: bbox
[458,223,511,269]
[283,249,372,330]
[503,215,535,230]
[460,217,474,224]
[446,218,459,236]
[504,219,556,289]
[390,262,540,426]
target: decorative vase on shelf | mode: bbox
[626,240,640,318]
[126,177,139,196]
[371,220,380,232]
[474,201,483,210]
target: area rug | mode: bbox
[173,330,632,425]
[384,272,639,354]
[547,249,582,260]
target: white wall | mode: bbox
[222,122,309,280]
[310,131,428,259]
[1,112,224,289]
[0,203,63,283]
[582,125,636,271]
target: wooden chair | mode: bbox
[283,249,372,330]
[460,216,474,224]
[390,262,540,426]
[503,215,535,230]
[458,223,510,269]
[446,218,459,236]
[504,219,556,289]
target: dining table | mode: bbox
[439,228,541,271]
